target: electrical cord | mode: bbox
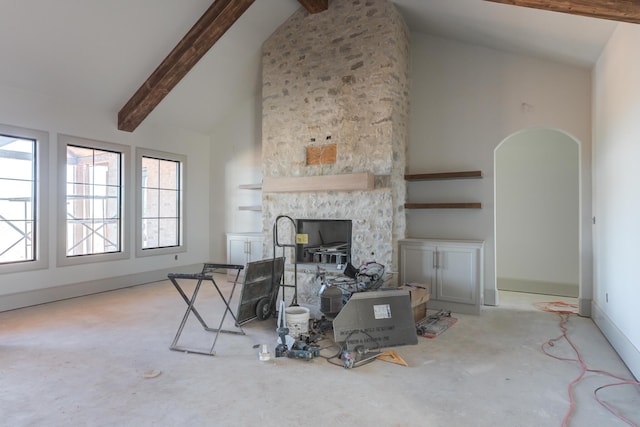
[305,319,344,366]
[317,329,382,369]
[540,308,640,426]
[594,382,640,426]
[313,336,345,367]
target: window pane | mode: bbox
[66,146,94,184]
[159,160,178,189]
[95,220,120,253]
[142,187,158,218]
[142,157,159,188]
[142,218,159,249]
[158,189,178,218]
[104,186,121,220]
[89,185,120,221]
[0,220,33,262]
[158,219,178,247]
[66,219,90,256]
[0,181,34,220]
[67,182,93,198]
[95,150,120,187]
[0,137,34,180]
[67,184,94,221]
[66,145,121,257]
[0,135,36,264]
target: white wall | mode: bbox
[496,128,579,296]
[0,84,211,310]
[209,95,263,263]
[407,33,592,306]
[592,23,640,379]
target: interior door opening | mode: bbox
[495,128,580,298]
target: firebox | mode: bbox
[296,219,352,268]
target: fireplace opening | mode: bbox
[296,219,352,268]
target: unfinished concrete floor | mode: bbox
[1,277,638,427]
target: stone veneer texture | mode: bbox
[261,0,409,302]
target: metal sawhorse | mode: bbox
[168,263,245,356]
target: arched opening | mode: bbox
[495,128,580,297]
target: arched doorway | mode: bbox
[495,128,580,297]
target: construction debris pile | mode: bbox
[257,261,438,369]
[168,238,456,368]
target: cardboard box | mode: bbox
[402,283,430,322]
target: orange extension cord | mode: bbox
[536,302,640,427]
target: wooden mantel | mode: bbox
[262,173,374,193]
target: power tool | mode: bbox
[275,326,320,361]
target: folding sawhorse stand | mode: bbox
[168,263,245,356]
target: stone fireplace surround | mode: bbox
[261,0,409,305]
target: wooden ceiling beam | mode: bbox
[484,0,640,24]
[118,0,255,132]
[297,0,328,14]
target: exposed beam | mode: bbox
[118,0,255,132]
[297,0,328,14]
[484,0,640,24]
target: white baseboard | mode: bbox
[592,301,640,381]
[578,297,592,317]
[498,277,579,298]
[0,264,201,313]
[428,299,481,315]
[484,287,498,306]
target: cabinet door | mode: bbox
[399,243,436,294]
[228,237,248,266]
[227,235,249,281]
[436,246,479,305]
[246,236,264,263]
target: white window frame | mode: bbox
[0,124,49,274]
[57,134,130,267]
[135,148,186,258]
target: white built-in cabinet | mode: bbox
[226,232,264,281]
[399,239,484,314]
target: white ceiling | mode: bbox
[0,0,617,135]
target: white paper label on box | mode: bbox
[373,304,391,319]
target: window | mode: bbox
[0,124,48,273]
[136,148,185,257]
[140,156,181,249]
[0,136,36,263]
[58,135,129,266]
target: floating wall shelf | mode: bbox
[405,202,482,209]
[405,170,482,210]
[238,183,262,212]
[405,170,482,181]
[238,184,262,190]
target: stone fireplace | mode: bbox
[261,0,409,304]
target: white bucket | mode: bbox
[285,306,310,339]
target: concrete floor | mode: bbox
[1,277,638,427]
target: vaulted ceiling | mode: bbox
[0,0,620,135]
